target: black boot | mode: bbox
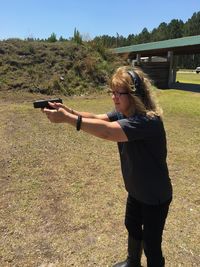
[112,236,143,267]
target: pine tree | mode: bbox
[47,33,57,42]
[72,28,82,44]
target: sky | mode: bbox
[0,0,200,40]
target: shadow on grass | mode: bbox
[170,82,200,93]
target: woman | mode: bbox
[42,66,173,267]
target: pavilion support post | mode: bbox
[168,51,176,87]
[173,55,177,82]
[136,54,141,64]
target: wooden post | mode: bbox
[173,55,177,82]
[136,54,141,64]
[167,51,176,87]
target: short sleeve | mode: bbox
[117,116,163,141]
[107,111,120,122]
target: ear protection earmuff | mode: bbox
[127,71,144,97]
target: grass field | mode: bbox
[176,70,200,84]
[0,85,200,266]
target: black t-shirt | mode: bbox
[107,111,172,205]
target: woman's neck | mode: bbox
[123,106,136,117]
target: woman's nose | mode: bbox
[112,93,119,99]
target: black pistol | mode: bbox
[33,98,63,109]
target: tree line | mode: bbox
[6,11,200,69]
[93,12,200,47]
[44,11,200,69]
[92,12,200,69]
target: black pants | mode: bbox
[125,194,171,267]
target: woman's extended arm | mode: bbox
[42,102,128,142]
[51,102,110,121]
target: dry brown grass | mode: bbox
[0,89,199,267]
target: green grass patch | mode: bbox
[158,89,200,116]
[176,71,200,84]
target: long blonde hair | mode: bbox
[110,66,163,118]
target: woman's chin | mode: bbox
[115,105,121,112]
